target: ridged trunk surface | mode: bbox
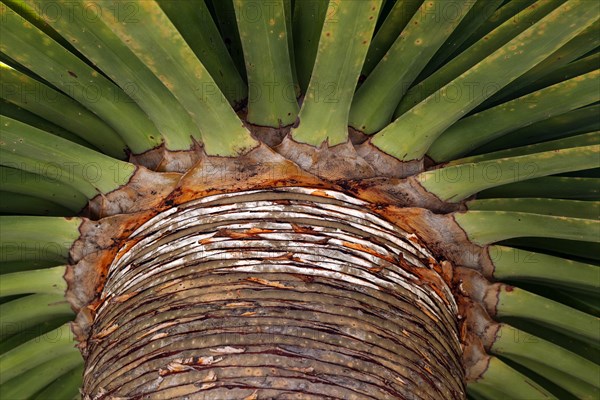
[82,188,464,399]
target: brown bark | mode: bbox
[80,188,464,399]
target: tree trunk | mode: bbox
[81,187,464,399]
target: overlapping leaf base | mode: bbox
[81,187,463,399]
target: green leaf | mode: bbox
[0,293,73,340]
[209,0,247,79]
[475,104,600,153]
[466,198,599,219]
[419,145,599,202]
[292,0,328,92]
[1,116,135,197]
[468,356,556,400]
[479,19,600,110]
[1,0,97,67]
[0,317,71,355]
[417,0,504,79]
[477,176,599,200]
[0,266,67,297]
[371,0,598,161]
[0,216,81,263]
[95,0,258,156]
[349,0,475,134]
[158,0,248,107]
[292,0,382,146]
[0,3,163,153]
[32,364,83,400]
[0,192,72,216]
[234,0,299,126]
[0,350,81,400]
[0,62,126,157]
[26,0,202,151]
[449,132,599,165]
[455,211,599,245]
[501,238,600,262]
[489,245,599,293]
[0,323,75,384]
[0,166,88,212]
[454,0,537,57]
[393,0,561,118]
[428,70,600,162]
[0,260,59,275]
[490,324,600,387]
[361,0,422,76]
[0,99,98,152]
[551,289,600,317]
[503,356,598,400]
[495,285,599,343]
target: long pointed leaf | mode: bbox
[419,145,599,202]
[467,198,599,219]
[476,104,600,153]
[0,293,73,340]
[292,0,328,92]
[0,350,81,400]
[491,324,600,387]
[0,192,72,216]
[418,0,503,79]
[468,356,556,400]
[0,216,81,263]
[26,0,202,151]
[371,0,598,161]
[209,0,247,79]
[0,323,75,384]
[234,0,299,126]
[505,356,599,399]
[0,167,88,212]
[0,62,126,157]
[0,4,163,152]
[292,0,382,145]
[32,364,83,400]
[494,285,599,343]
[477,176,599,200]
[501,237,600,261]
[96,0,258,156]
[454,0,537,57]
[0,266,67,297]
[428,70,599,162]
[479,19,600,110]
[393,0,561,118]
[489,245,599,293]
[450,132,599,165]
[455,210,599,245]
[349,0,475,134]
[0,99,97,152]
[0,116,135,196]
[158,0,248,107]
[361,0,422,76]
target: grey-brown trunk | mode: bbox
[82,188,464,399]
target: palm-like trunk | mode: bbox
[81,188,463,399]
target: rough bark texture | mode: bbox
[81,188,465,399]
